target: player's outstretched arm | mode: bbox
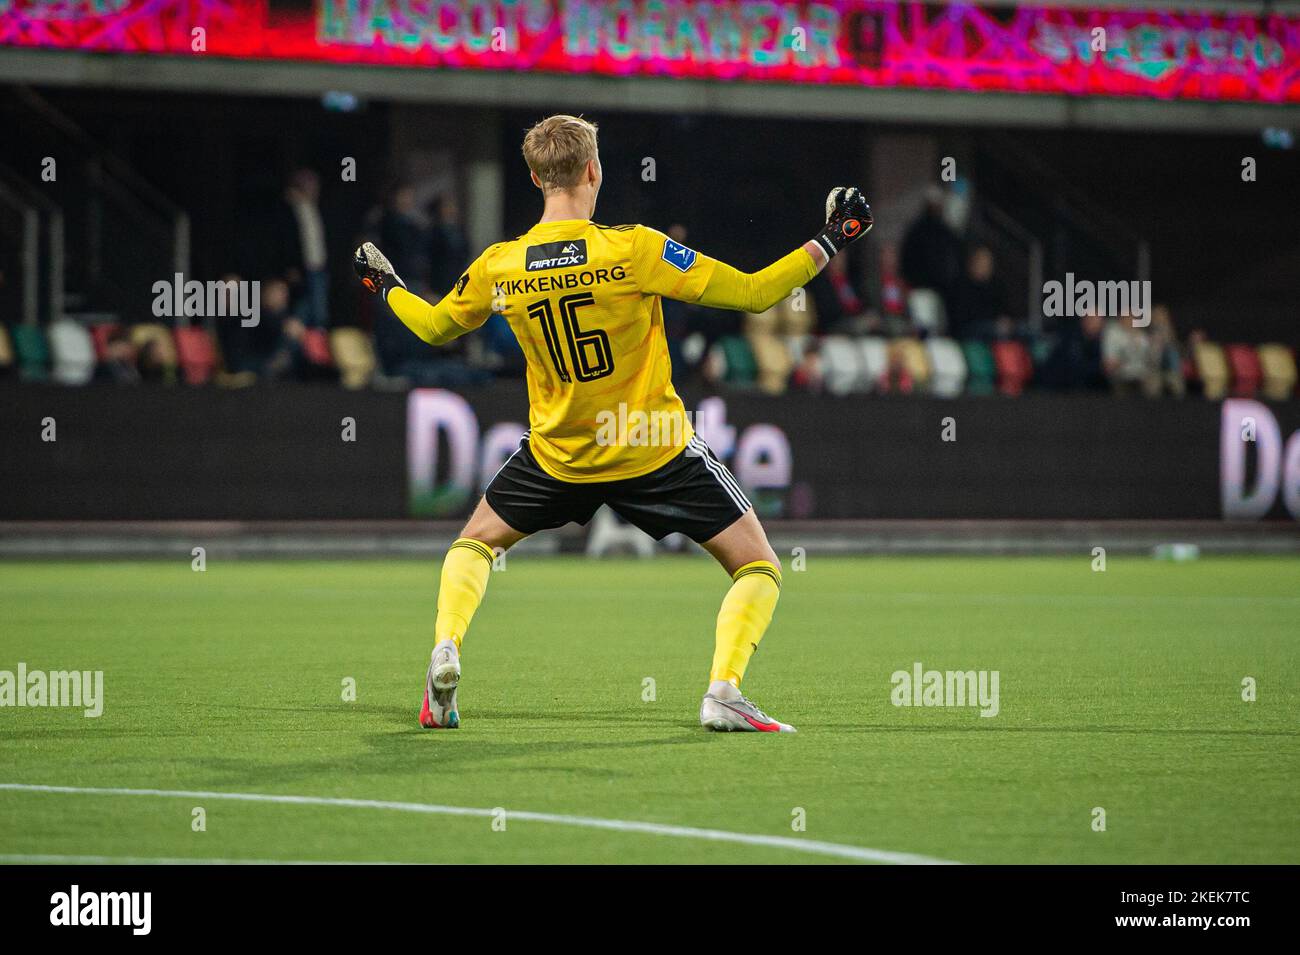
[639,186,872,314]
[353,242,482,346]
[697,186,873,312]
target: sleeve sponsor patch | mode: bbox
[661,238,698,272]
[455,273,470,295]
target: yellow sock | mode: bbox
[434,538,495,651]
[710,560,782,686]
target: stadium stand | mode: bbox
[925,337,968,397]
[0,323,13,375]
[331,327,377,390]
[993,340,1034,397]
[961,340,997,395]
[1192,340,1230,401]
[47,318,96,386]
[174,326,218,386]
[12,323,49,382]
[1258,344,1298,402]
[1225,343,1263,399]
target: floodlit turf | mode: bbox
[0,555,1296,864]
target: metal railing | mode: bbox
[0,162,65,326]
[12,87,190,321]
[980,133,1152,291]
[974,199,1046,332]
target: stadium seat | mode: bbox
[174,326,218,385]
[1224,343,1263,398]
[891,338,930,390]
[330,327,377,390]
[814,336,859,395]
[301,328,334,367]
[1257,344,1297,401]
[786,333,815,368]
[710,335,758,386]
[130,323,178,363]
[961,340,996,395]
[1192,340,1230,400]
[48,319,97,386]
[857,337,889,392]
[13,324,51,382]
[90,323,121,361]
[0,324,13,373]
[992,340,1033,396]
[907,289,947,335]
[925,337,967,397]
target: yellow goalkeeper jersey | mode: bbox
[388,219,816,482]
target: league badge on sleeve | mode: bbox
[662,237,698,272]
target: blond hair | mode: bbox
[522,115,599,192]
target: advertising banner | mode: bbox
[3,384,1297,521]
[2,1,1297,104]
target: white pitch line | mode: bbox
[0,783,959,865]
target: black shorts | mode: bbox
[485,434,752,544]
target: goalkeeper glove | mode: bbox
[353,242,406,301]
[811,187,873,260]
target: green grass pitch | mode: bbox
[1,555,1296,864]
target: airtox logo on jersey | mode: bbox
[526,239,588,271]
[662,238,697,272]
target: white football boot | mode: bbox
[700,682,796,733]
[419,639,460,729]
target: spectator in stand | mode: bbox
[255,278,309,381]
[746,295,814,395]
[137,336,170,384]
[790,336,823,392]
[1149,304,1185,398]
[810,253,871,335]
[269,168,330,329]
[870,242,911,336]
[218,278,306,381]
[948,245,1009,341]
[1102,315,1156,397]
[1183,327,1209,397]
[878,347,915,394]
[1041,311,1107,391]
[380,184,431,295]
[95,327,141,384]
[900,185,963,315]
[428,193,470,295]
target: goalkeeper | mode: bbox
[355,114,872,733]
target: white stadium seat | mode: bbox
[858,337,890,392]
[820,335,864,395]
[925,336,968,397]
[907,289,947,335]
[48,319,96,386]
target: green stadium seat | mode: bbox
[961,340,996,395]
[12,324,50,382]
[712,335,757,386]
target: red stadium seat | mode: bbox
[991,340,1033,397]
[1224,344,1263,398]
[90,323,122,361]
[174,326,217,385]
[301,328,334,367]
